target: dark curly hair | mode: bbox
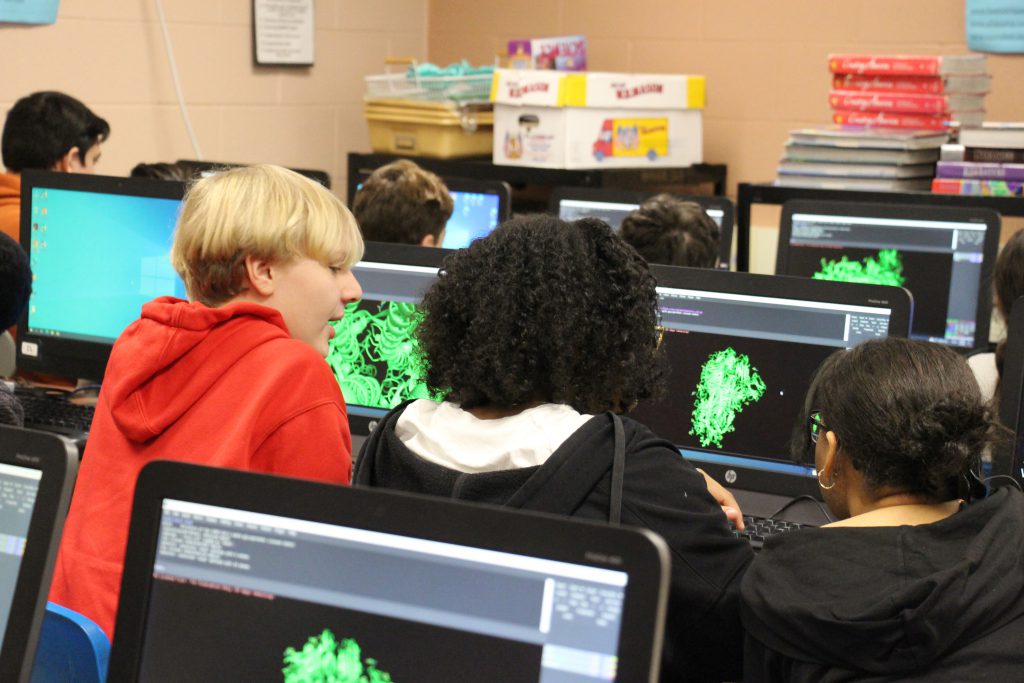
[0,233,30,330]
[796,338,1000,501]
[416,214,664,414]
[619,194,720,268]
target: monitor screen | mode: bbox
[776,200,1000,349]
[0,426,77,682]
[326,243,447,434]
[136,497,634,681]
[630,267,910,496]
[550,187,734,267]
[440,189,502,249]
[17,171,186,380]
[0,463,41,639]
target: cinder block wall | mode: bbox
[0,0,429,196]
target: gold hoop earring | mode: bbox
[817,471,836,490]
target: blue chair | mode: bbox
[30,602,109,683]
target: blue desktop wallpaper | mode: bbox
[441,191,501,249]
[27,187,185,343]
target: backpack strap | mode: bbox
[609,412,625,526]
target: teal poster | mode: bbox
[967,0,1024,53]
[0,0,59,24]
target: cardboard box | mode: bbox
[506,36,587,71]
[490,70,704,169]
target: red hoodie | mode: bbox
[49,297,352,638]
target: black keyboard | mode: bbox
[736,515,807,551]
[14,388,95,440]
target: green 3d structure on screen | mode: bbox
[690,348,766,449]
[812,248,906,287]
[282,629,393,683]
[326,300,432,409]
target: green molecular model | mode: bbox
[690,348,766,449]
[326,300,432,410]
[812,248,906,287]
[282,629,393,683]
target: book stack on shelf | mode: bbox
[776,127,948,191]
[934,124,1024,196]
[828,53,990,130]
[774,54,993,191]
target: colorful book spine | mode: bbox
[828,54,983,76]
[832,74,988,94]
[936,161,1024,180]
[829,90,981,114]
[931,177,1024,196]
[833,110,954,130]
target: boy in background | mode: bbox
[620,194,721,268]
[49,165,363,638]
[0,92,110,242]
[352,159,453,247]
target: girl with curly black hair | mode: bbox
[355,214,754,683]
[742,338,1024,682]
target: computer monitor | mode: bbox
[628,267,912,503]
[776,200,1001,350]
[0,426,78,682]
[349,172,511,249]
[326,242,448,436]
[996,297,1024,486]
[439,178,512,249]
[175,160,332,189]
[549,187,735,268]
[110,460,670,682]
[16,171,186,380]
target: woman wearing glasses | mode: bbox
[741,337,1024,682]
[355,214,754,682]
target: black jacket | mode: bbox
[741,486,1024,682]
[354,403,754,682]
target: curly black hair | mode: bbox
[0,233,30,330]
[416,214,664,414]
[797,338,1000,501]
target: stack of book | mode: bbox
[828,54,990,130]
[776,126,948,191]
[934,124,1024,196]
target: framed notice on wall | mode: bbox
[253,0,314,66]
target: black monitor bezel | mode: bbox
[775,199,1001,351]
[175,159,331,189]
[0,426,78,683]
[110,460,669,683]
[16,171,186,381]
[343,241,450,436]
[644,264,913,498]
[996,297,1024,486]
[547,186,735,269]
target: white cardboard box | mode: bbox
[490,70,705,169]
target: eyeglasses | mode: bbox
[808,410,827,444]
[655,325,666,349]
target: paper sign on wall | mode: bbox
[253,0,314,66]
[967,0,1024,53]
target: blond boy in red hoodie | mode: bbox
[50,164,363,638]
